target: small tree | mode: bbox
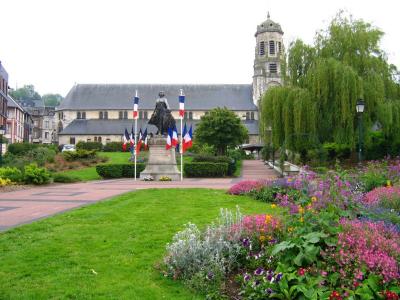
[195,107,248,155]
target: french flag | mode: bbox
[183,124,193,153]
[122,128,130,151]
[136,129,143,154]
[166,127,173,150]
[179,89,185,118]
[142,129,148,150]
[133,90,139,119]
[129,125,135,150]
[172,125,179,147]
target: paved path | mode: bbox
[0,160,277,231]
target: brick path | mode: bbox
[0,160,277,231]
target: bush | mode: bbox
[0,178,13,187]
[192,155,236,176]
[322,143,351,161]
[0,167,23,183]
[184,162,228,177]
[76,141,103,151]
[96,163,146,178]
[28,147,56,166]
[7,143,40,155]
[103,142,124,152]
[360,171,388,192]
[23,164,51,185]
[53,173,82,183]
[63,150,98,161]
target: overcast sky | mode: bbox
[1,0,399,96]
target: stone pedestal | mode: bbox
[140,135,181,181]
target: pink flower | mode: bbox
[228,180,264,195]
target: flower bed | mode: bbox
[162,163,400,299]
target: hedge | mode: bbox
[103,142,124,152]
[96,163,146,179]
[76,141,103,151]
[184,162,228,178]
[192,155,236,176]
[63,150,98,161]
[7,143,58,156]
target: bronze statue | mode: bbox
[148,91,176,135]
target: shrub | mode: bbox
[322,142,351,161]
[76,141,103,151]
[96,163,146,178]
[360,170,388,192]
[28,147,56,166]
[53,173,82,183]
[63,150,98,162]
[0,167,23,183]
[228,180,264,195]
[7,143,39,155]
[0,178,13,187]
[23,164,51,185]
[103,142,124,152]
[184,162,228,177]
[159,176,172,181]
[192,155,236,176]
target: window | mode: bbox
[99,111,103,119]
[45,132,49,139]
[189,112,193,120]
[104,111,108,119]
[106,138,111,143]
[94,136,102,143]
[251,112,255,120]
[259,41,265,55]
[269,41,275,55]
[278,42,282,54]
[246,112,250,120]
[119,111,123,119]
[70,137,76,144]
[184,112,193,120]
[87,138,92,142]
[77,112,81,119]
[143,111,147,119]
[45,121,49,128]
[82,112,86,119]
[269,63,277,73]
[123,111,128,119]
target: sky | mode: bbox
[1,0,399,96]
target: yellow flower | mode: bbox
[265,214,273,224]
[270,204,277,209]
[287,178,293,183]
[300,217,304,223]
[259,235,266,242]
[288,226,294,232]
[298,206,305,214]
[267,235,272,240]
[311,196,317,202]
[387,180,392,187]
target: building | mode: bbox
[5,96,25,143]
[57,14,284,146]
[0,61,8,133]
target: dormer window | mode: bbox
[259,41,265,55]
[269,41,275,55]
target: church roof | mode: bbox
[256,13,284,35]
[59,84,256,111]
[59,119,259,135]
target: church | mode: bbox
[57,13,284,146]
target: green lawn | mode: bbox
[0,189,278,299]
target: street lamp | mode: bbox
[0,124,5,167]
[356,99,365,164]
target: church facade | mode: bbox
[57,14,284,146]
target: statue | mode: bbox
[148,91,176,135]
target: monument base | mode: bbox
[139,135,181,181]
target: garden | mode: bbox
[161,159,400,299]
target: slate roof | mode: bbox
[7,96,23,110]
[59,84,256,111]
[59,119,259,135]
[256,13,284,35]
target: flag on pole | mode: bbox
[172,125,179,147]
[179,90,185,118]
[133,91,139,119]
[122,128,130,151]
[136,129,143,154]
[130,125,135,150]
[142,129,148,150]
[166,127,172,150]
[183,124,193,153]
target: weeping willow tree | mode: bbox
[260,11,400,157]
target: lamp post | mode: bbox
[0,124,5,167]
[356,99,365,164]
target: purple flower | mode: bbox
[254,267,264,276]
[275,273,283,282]
[265,288,273,295]
[252,280,260,287]
[266,273,273,281]
[206,271,214,280]
[242,238,250,247]
[243,273,251,281]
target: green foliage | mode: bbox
[7,143,40,155]
[195,107,248,155]
[42,93,63,107]
[63,150,98,162]
[192,154,236,176]
[96,163,146,178]
[76,141,103,151]
[360,171,388,192]
[52,173,82,183]
[322,142,351,161]
[0,167,23,183]
[184,162,228,177]
[9,85,41,101]
[23,164,51,185]
[103,142,124,152]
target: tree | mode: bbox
[42,94,63,107]
[195,107,248,155]
[9,85,41,101]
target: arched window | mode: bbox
[99,111,103,119]
[246,112,250,120]
[123,111,128,119]
[251,112,255,120]
[143,111,148,119]
[77,112,81,119]
[259,41,265,55]
[189,112,193,120]
[119,111,123,119]
[82,112,86,119]
[104,111,108,119]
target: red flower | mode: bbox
[384,290,399,300]
[329,291,342,300]
[297,268,306,276]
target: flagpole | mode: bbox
[180,89,184,182]
[134,90,138,181]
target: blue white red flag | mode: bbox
[183,124,193,153]
[166,127,172,150]
[133,92,139,119]
[136,129,143,154]
[123,128,130,151]
[172,125,179,147]
[179,90,185,118]
[142,129,148,150]
[130,125,135,149]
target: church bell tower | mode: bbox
[252,13,284,106]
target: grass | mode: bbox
[0,189,279,299]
